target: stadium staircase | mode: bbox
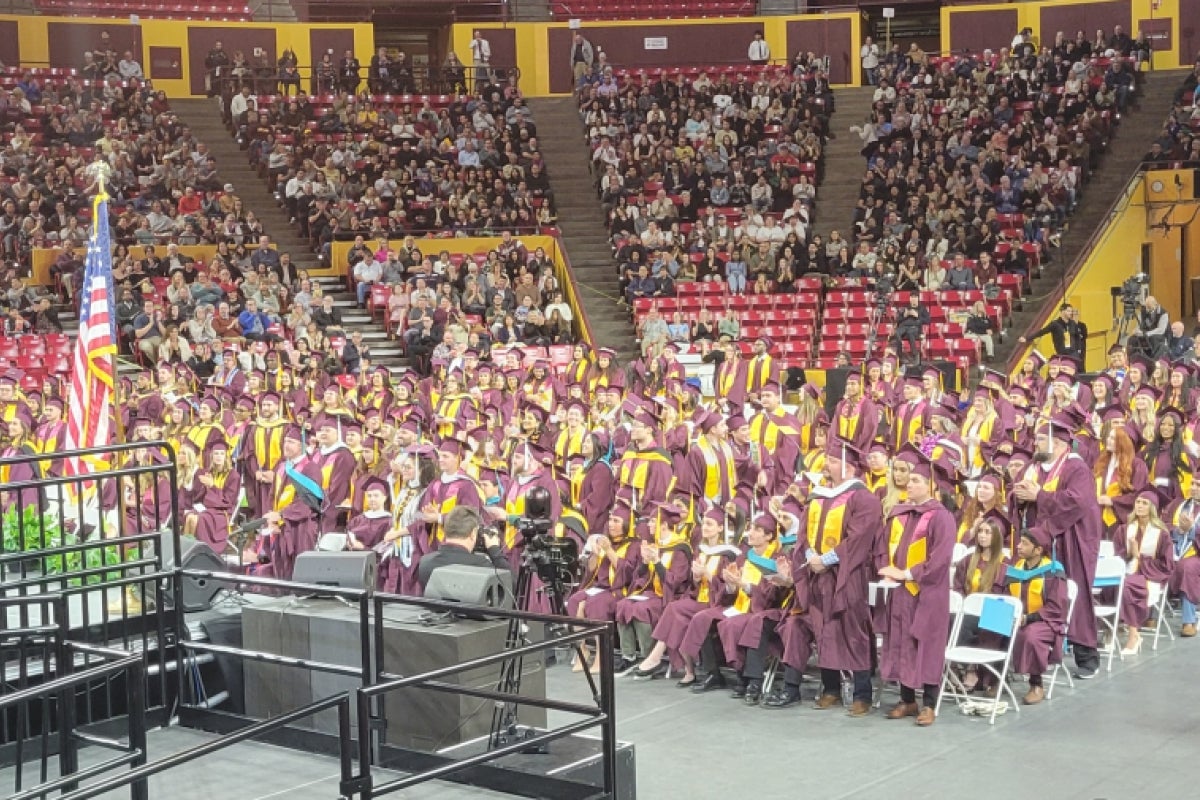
[527,96,641,358]
[169,98,409,373]
[996,69,1183,365]
[813,86,876,239]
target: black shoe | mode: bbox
[1073,667,1099,680]
[675,675,698,688]
[743,684,762,706]
[729,681,748,699]
[762,688,802,709]
[690,673,727,693]
[613,657,638,676]
[633,662,669,680]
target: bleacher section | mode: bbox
[36,1,253,21]
[551,0,755,21]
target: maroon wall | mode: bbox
[1039,0,1131,45]
[0,21,18,69]
[47,22,142,69]
[187,27,278,95]
[547,23,765,94]
[149,46,183,81]
[476,28,517,73]
[785,17,853,85]
[948,8,1019,56]
[1181,0,1200,65]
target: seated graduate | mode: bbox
[634,507,741,684]
[1113,489,1175,655]
[614,502,693,675]
[952,517,1010,695]
[566,501,642,673]
[416,504,507,590]
[1006,524,1070,705]
[680,512,784,701]
[1165,473,1200,637]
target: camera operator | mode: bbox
[1132,295,1169,358]
[892,293,929,364]
[1018,304,1087,364]
[418,506,508,590]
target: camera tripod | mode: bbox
[487,549,597,751]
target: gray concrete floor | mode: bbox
[4,631,1194,799]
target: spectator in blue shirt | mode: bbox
[237,298,279,342]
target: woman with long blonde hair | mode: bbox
[881,457,911,516]
[1114,491,1175,654]
[961,389,1000,478]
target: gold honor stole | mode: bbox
[887,509,935,595]
[695,552,722,604]
[717,362,739,398]
[436,395,465,439]
[1096,473,1123,527]
[1126,522,1165,575]
[504,484,529,550]
[963,411,996,469]
[555,428,586,466]
[746,356,774,392]
[806,492,851,554]
[617,449,674,492]
[569,465,586,507]
[837,400,863,441]
[0,441,38,483]
[894,402,925,451]
[734,540,781,612]
[605,540,635,595]
[1026,453,1070,493]
[1009,556,1049,614]
[803,449,825,474]
[254,421,286,469]
[568,360,590,384]
[969,564,983,594]
[751,411,797,454]
[435,476,483,542]
[697,438,736,502]
[187,422,224,453]
[273,464,296,513]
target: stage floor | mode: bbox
[546,629,1197,800]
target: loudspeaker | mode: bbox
[292,551,378,593]
[423,565,515,611]
[159,535,229,612]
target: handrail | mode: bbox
[550,235,599,347]
[1004,165,1145,374]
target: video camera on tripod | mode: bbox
[1114,272,1149,323]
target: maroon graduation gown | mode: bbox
[1114,522,1174,628]
[1007,560,1069,677]
[877,500,956,689]
[268,456,324,580]
[192,469,242,553]
[314,444,358,532]
[566,539,643,622]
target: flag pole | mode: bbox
[95,164,126,448]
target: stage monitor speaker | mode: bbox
[424,565,515,612]
[159,535,229,612]
[292,551,378,593]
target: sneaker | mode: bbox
[1072,667,1098,680]
[613,657,638,676]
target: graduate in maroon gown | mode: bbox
[346,477,394,552]
[1113,490,1175,654]
[833,371,881,453]
[764,437,882,713]
[189,441,242,555]
[0,407,43,515]
[567,431,616,537]
[1166,476,1200,637]
[566,503,642,672]
[262,425,324,581]
[312,416,358,533]
[417,439,484,547]
[1012,410,1104,677]
[614,503,692,670]
[35,398,67,477]
[634,508,737,683]
[1094,424,1148,535]
[712,343,748,411]
[877,445,956,726]
[1006,525,1069,705]
[682,513,784,698]
[890,373,930,453]
[614,406,676,516]
[500,440,563,577]
[243,393,288,518]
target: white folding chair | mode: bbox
[1046,579,1078,700]
[1098,540,1116,559]
[1144,580,1175,650]
[936,592,1023,725]
[952,543,974,565]
[1092,555,1126,672]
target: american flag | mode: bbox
[61,194,118,477]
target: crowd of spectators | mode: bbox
[574,55,835,328]
[1144,61,1200,167]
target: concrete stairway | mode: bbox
[815,86,876,239]
[168,98,406,372]
[997,69,1186,365]
[527,96,640,358]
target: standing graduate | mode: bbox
[189,440,242,555]
[877,445,956,726]
[312,416,358,533]
[244,392,288,518]
[615,406,675,514]
[417,439,484,546]
[764,437,881,713]
[1012,410,1104,678]
[262,425,325,581]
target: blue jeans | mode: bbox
[726,263,747,293]
[356,280,373,306]
[1183,597,1197,626]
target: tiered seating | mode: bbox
[0,334,73,387]
[36,0,253,21]
[632,279,1013,373]
[551,0,754,21]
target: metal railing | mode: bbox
[211,63,520,100]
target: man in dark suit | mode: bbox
[418,506,508,590]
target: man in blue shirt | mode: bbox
[237,298,280,343]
